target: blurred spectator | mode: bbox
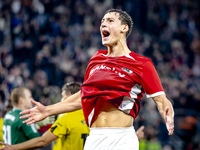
[0,0,200,149]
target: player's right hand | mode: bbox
[20,98,49,125]
[0,141,13,150]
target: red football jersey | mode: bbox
[81,50,165,127]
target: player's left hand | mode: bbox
[0,141,14,150]
[136,126,145,140]
[164,106,174,135]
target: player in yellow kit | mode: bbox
[0,117,3,148]
[51,82,90,150]
[0,101,12,148]
[51,109,89,150]
[0,82,90,150]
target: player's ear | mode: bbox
[19,97,24,104]
[66,92,72,97]
[121,24,128,34]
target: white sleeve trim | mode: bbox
[146,91,165,98]
[88,108,95,127]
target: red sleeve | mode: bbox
[141,60,165,98]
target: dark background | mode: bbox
[0,0,200,149]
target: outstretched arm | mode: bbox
[20,91,82,125]
[0,131,57,150]
[152,94,174,135]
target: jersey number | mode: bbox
[3,125,11,144]
[81,133,88,147]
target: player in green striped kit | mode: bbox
[3,87,40,144]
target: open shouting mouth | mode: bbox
[102,29,110,39]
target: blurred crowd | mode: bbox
[0,0,200,149]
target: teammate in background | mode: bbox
[19,9,174,150]
[0,82,90,150]
[2,88,40,145]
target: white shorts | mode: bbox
[84,126,139,150]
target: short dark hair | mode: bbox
[104,9,133,38]
[62,82,82,95]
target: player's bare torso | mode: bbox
[91,99,134,128]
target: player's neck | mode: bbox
[107,39,130,57]
[14,105,26,111]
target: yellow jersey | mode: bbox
[49,109,90,150]
[0,118,3,148]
